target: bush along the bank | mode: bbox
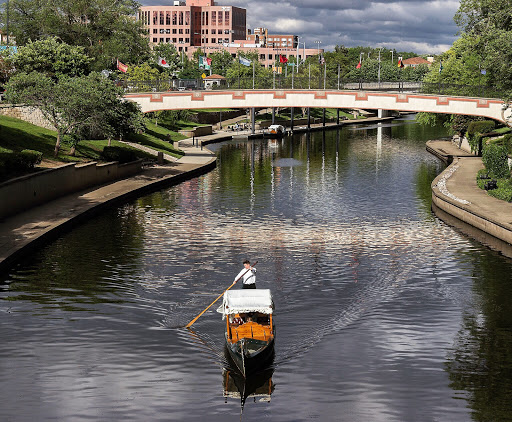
[482,143,509,179]
[477,144,512,202]
[0,149,43,176]
[467,120,496,154]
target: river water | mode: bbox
[2,118,512,421]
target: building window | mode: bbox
[179,38,183,43]
[179,12,184,25]
[269,54,273,60]
[260,54,265,60]
[160,37,164,42]
[166,38,171,43]
[224,29,230,34]
[153,29,157,34]
[166,12,170,25]
[218,11,222,23]
[225,11,229,25]
[172,11,177,25]
[185,38,190,43]
[185,11,190,25]
[211,29,216,34]
[159,11,164,25]
[185,28,190,34]
[173,28,177,34]
[153,38,157,43]
[179,28,183,34]
[166,29,170,34]
[212,11,216,25]
[173,38,177,43]
[225,38,229,43]
[160,29,165,34]
[153,11,157,25]
[211,38,216,43]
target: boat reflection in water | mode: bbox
[223,346,275,411]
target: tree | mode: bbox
[208,50,234,76]
[10,37,92,78]
[5,72,127,155]
[151,43,182,76]
[2,0,151,71]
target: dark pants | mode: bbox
[243,283,256,289]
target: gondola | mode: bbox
[217,289,275,377]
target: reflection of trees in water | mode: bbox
[3,205,146,310]
[445,252,512,421]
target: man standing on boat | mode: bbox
[234,260,256,289]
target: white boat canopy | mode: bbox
[217,289,274,317]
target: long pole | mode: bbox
[185,262,258,328]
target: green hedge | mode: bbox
[467,120,496,154]
[482,143,510,179]
[101,146,138,164]
[0,149,43,176]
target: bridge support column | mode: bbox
[290,107,294,131]
[251,108,255,135]
[323,108,326,127]
[378,109,392,118]
[337,108,340,125]
[307,108,311,130]
[272,108,276,125]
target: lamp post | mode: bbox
[315,40,321,56]
[377,47,383,87]
[390,50,394,64]
[6,0,9,45]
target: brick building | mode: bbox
[138,1,321,69]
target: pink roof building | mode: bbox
[138,1,321,69]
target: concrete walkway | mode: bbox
[428,139,512,246]
[0,141,217,274]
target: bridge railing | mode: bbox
[121,77,503,100]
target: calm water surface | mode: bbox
[2,118,512,421]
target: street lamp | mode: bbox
[390,50,394,64]
[315,40,321,55]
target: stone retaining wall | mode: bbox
[0,160,143,220]
[179,125,213,137]
[0,105,54,130]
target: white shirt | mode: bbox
[235,267,256,285]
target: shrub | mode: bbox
[20,150,43,168]
[467,120,496,153]
[482,143,510,179]
[0,149,43,176]
[488,178,512,202]
[502,133,512,155]
[101,146,138,163]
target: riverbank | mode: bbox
[0,140,216,274]
[428,139,512,251]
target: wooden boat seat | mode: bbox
[229,321,273,343]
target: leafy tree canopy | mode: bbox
[11,37,92,78]
[2,0,151,71]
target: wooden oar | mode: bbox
[185,261,258,328]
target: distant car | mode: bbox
[178,87,186,91]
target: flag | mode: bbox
[206,57,212,66]
[397,57,404,68]
[481,69,486,75]
[199,56,205,69]
[117,59,128,73]
[279,54,288,64]
[318,54,325,65]
[356,59,361,69]
[239,56,251,66]
[158,57,169,68]
[439,60,443,74]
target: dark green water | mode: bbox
[1,118,512,421]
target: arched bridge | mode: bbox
[124,89,511,125]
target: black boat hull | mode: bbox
[225,334,275,377]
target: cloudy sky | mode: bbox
[142,0,461,54]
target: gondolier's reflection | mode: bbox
[234,259,257,289]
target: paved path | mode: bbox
[0,141,218,274]
[428,139,512,246]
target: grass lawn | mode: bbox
[127,121,186,158]
[0,115,167,169]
